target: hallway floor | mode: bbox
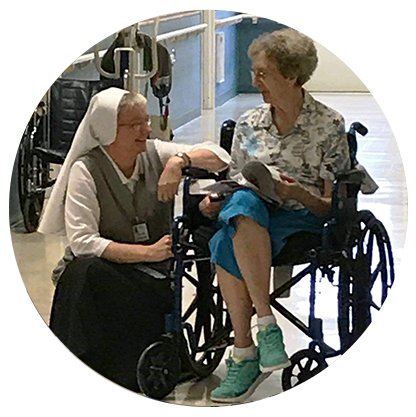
[10,92,407,406]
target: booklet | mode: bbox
[203,161,284,205]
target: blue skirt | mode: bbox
[209,189,325,280]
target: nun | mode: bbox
[39,87,230,392]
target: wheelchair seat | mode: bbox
[272,232,322,266]
[191,222,322,268]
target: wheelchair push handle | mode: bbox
[347,121,368,169]
[181,167,220,180]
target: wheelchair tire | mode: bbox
[17,117,48,232]
[181,260,231,378]
[282,349,328,391]
[338,210,394,351]
[22,195,43,233]
[137,340,181,400]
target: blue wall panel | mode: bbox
[237,18,287,93]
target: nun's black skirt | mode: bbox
[49,257,173,392]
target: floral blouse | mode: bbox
[230,90,350,210]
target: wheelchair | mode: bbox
[136,119,395,399]
[15,77,124,232]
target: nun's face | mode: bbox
[114,103,152,156]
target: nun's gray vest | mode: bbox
[79,141,173,245]
[51,141,173,285]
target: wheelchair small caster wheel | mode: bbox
[137,340,181,400]
[23,196,42,233]
[282,349,328,391]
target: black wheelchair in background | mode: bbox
[136,119,395,399]
[16,78,123,232]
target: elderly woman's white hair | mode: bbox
[38,87,146,235]
[248,28,318,86]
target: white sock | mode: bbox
[233,344,257,362]
[257,315,277,330]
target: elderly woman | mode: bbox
[39,87,230,392]
[200,29,350,403]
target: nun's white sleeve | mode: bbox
[65,161,112,257]
[154,139,231,169]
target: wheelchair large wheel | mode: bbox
[338,210,394,351]
[17,117,49,232]
[282,349,328,391]
[181,259,231,378]
[137,340,181,400]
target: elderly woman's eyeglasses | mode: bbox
[250,69,268,81]
[119,118,151,130]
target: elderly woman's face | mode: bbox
[251,52,297,106]
[114,103,152,156]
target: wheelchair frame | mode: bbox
[136,120,395,399]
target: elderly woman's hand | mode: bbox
[158,156,184,201]
[274,173,305,202]
[199,194,223,218]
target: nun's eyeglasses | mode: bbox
[119,118,151,130]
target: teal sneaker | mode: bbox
[210,355,271,403]
[257,323,291,372]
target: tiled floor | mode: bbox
[10,92,407,406]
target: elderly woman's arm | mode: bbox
[275,174,333,217]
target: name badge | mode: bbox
[133,223,150,242]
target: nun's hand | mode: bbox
[145,234,173,262]
[158,156,184,201]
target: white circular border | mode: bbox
[6,4,411,413]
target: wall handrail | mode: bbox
[215,14,258,30]
[74,23,207,67]
[156,23,208,43]
[7,68,35,88]
[215,13,296,29]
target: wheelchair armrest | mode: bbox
[182,167,220,180]
[325,168,366,249]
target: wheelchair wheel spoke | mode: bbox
[338,211,394,352]
[183,270,199,288]
[180,242,230,377]
[305,357,314,371]
[370,301,381,311]
[183,297,198,322]
[370,262,383,288]
[365,231,375,263]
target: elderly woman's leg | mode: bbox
[212,265,269,403]
[216,266,254,348]
[232,215,273,318]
